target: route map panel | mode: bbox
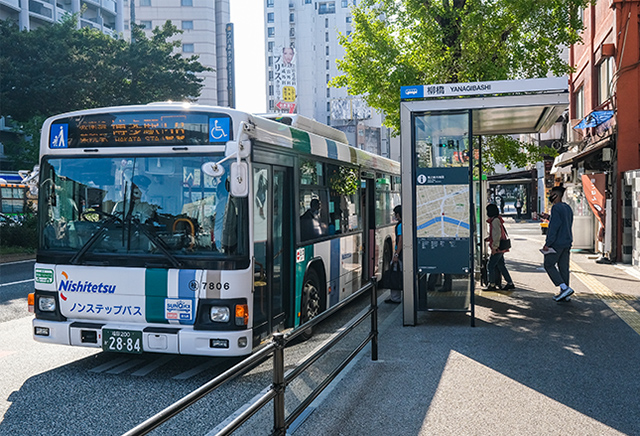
[416,185,470,239]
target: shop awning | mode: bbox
[573,110,614,130]
[556,137,612,167]
[550,151,577,173]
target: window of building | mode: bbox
[318,2,336,14]
[290,13,295,22]
[326,73,330,83]
[342,0,348,6]
[181,20,193,30]
[268,70,273,81]
[325,18,329,28]
[181,0,192,6]
[183,43,194,53]
[598,56,614,105]
[290,27,295,37]
[325,32,329,42]
[347,30,351,36]
[267,0,274,6]
[269,85,274,96]
[140,20,152,29]
[139,0,150,6]
[346,16,352,23]
[325,46,329,55]
[327,101,331,111]
[574,86,584,120]
[267,12,274,23]
[268,41,275,52]
[269,100,275,110]
[268,56,273,66]
[268,27,275,37]
[305,0,312,3]
[327,88,330,98]
[326,60,330,69]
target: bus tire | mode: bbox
[300,269,322,340]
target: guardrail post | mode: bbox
[370,276,378,361]
[272,333,286,436]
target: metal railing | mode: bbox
[123,277,379,436]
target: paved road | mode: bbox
[0,260,35,324]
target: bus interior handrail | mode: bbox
[123,277,379,436]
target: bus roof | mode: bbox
[39,103,400,175]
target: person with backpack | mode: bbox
[542,185,574,301]
[486,203,515,291]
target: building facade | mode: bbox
[0,0,122,34]
[263,0,389,157]
[125,0,230,106]
[558,0,640,265]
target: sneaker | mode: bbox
[502,283,515,291]
[553,287,574,302]
[485,285,499,291]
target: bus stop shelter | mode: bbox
[399,77,569,326]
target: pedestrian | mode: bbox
[542,185,574,301]
[385,205,403,303]
[485,203,515,291]
[515,198,523,220]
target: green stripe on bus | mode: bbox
[145,269,169,324]
[290,127,311,154]
[294,246,313,327]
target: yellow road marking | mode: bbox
[571,261,640,335]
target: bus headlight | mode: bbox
[210,306,230,323]
[38,296,56,312]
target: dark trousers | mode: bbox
[488,252,512,286]
[543,246,571,287]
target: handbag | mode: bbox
[382,261,403,290]
[498,223,511,250]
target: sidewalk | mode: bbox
[293,222,640,436]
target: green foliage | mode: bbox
[332,0,590,169]
[480,136,557,173]
[330,166,359,195]
[0,214,38,249]
[0,17,211,170]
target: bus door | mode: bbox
[360,175,376,283]
[252,164,291,342]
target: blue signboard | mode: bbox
[209,118,230,142]
[50,124,69,149]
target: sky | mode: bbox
[229,0,267,114]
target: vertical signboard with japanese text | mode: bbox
[225,23,235,108]
[274,46,297,113]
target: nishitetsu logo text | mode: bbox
[59,271,116,293]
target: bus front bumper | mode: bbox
[32,319,253,357]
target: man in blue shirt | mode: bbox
[542,186,574,301]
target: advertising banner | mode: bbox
[274,46,297,113]
[581,173,606,226]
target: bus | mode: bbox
[1,172,35,219]
[29,103,400,356]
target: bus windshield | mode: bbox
[39,154,248,266]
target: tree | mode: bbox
[0,17,210,169]
[332,0,589,167]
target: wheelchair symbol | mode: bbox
[210,120,227,140]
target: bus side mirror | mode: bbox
[230,162,248,197]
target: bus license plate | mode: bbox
[102,329,143,354]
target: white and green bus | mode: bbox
[30,103,400,356]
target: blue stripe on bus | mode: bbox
[326,139,338,160]
[178,269,197,325]
[329,239,341,307]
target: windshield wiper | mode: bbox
[130,219,182,268]
[70,212,123,265]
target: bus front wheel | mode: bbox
[300,269,321,340]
